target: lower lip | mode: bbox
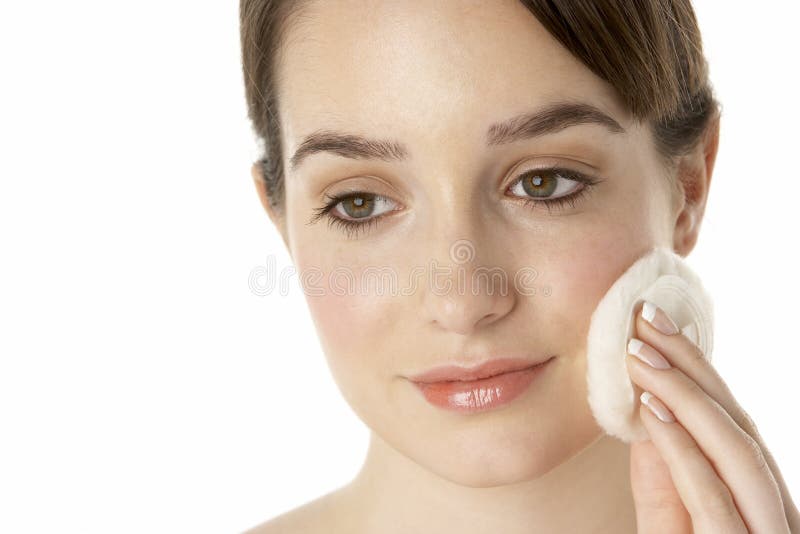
[410,358,554,414]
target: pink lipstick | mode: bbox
[408,356,554,414]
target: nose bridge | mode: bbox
[408,149,517,335]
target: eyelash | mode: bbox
[309,166,602,239]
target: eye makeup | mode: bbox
[307,165,604,239]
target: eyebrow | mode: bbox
[289,101,625,172]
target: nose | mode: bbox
[421,237,517,336]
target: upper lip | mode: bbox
[407,356,554,384]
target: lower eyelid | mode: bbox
[507,183,595,213]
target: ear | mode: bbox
[671,112,721,257]
[251,162,291,252]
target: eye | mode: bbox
[506,166,601,214]
[331,193,397,220]
[308,192,401,239]
[308,166,603,239]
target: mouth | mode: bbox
[408,357,555,413]
[407,356,556,384]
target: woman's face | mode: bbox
[267,0,684,486]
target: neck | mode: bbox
[342,430,636,534]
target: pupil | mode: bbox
[342,194,375,218]
[521,171,556,197]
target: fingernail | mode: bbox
[641,300,679,335]
[641,391,676,423]
[627,338,671,369]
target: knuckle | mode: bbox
[634,489,685,513]
[739,431,769,472]
[688,342,706,362]
[699,485,739,524]
[739,407,759,435]
[681,373,705,399]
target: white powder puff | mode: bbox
[586,245,715,443]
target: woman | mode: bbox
[239,1,799,532]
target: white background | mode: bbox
[1,2,798,532]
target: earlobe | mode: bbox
[672,210,696,257]
[671,157,704,257]
[671,113,720,257]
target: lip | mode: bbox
[407,356,553,384]
[407,356,555,414]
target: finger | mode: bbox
[627,349,790,533]
[637,399,749,533]
[634,301,755,437]
[634,300,797,529]
[629,438,692,534]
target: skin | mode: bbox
[246,1,799,532]
[626,301,799,532]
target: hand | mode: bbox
[625,300,800,533]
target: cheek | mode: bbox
[528,220,656,353]
[297,257,396,383]
[558,239,640,313]
[300,268,407,423]
[305,290,379,354]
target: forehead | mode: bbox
[275,0,630,164]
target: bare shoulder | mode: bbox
[242,486,358,534]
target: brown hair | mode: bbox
[240,0,721,218]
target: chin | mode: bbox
[390,418,602,488]
[418,441,569,488]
